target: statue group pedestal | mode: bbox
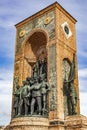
[4,115,87,130]
[65,115,87,130]
[5,117,49,130]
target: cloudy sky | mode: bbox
[0,0,87,126]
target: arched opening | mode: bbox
[19,30,49,116]
[23,29,48,79]
[62,57,77,116]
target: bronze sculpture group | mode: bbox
[13,55,77,117]
[13,58,50,117]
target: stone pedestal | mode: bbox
[5,117,65,130]
[5,115,87,130]
[65,115,87,130]
[6,117,49,130]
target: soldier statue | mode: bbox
[18,80,31,116]
[13,85,21,116]
[41,75,50,115]
[30,77,42,115]
[64,54,77,115]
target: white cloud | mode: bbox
[0,19,16,29]
[80,92,87,116]
[0,94,12,115]
[78,68,87,116]
[0,69,13,80]
[78,68,87,92]
[0,69,13,125]
[79,68,87,78]
[0,30,15,59]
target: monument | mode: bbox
[5,2,87,130]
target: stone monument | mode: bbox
[5,2,87,130]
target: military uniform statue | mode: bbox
[13,85,21,116]
[64,54,77,115]
[30,77,42,115]
[41,75,50,115]
[18,80,31,116]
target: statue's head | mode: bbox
[26,77,31,81]
[40,74,47,81]
[22,80,27,85]
[16,85,20,89]
[34,76,40,83]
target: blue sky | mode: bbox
[0,0,87,126]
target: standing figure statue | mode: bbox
[18,80,31,116]
[13,85,20,116]
[41,75,50,115]
[32,59,40,78]
[64,54,77,115]
[39,58,47,78]
[30,77,42,115]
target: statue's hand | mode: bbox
[25,93,30,97]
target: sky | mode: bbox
[0,0,87,126]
